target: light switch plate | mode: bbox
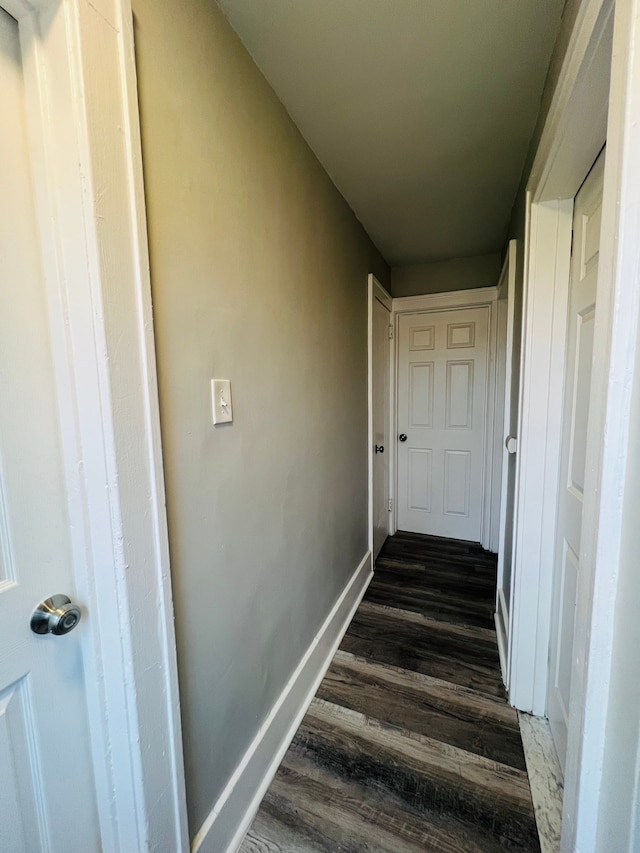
[211,379,233,424]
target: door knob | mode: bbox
[399,434,407,442]
[375,444,384,454]
[31,594,82,636]
[505,435,518,454]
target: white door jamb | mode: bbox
[5,1,188,850]
[368,273,393,557]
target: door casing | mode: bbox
[1,1,188,850]
[508,0,640,849]
[368,274,393,558]
[494,239,518,683]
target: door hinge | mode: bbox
[388,498,393,512]
[388,325,394,339]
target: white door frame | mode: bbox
[509,0,640,849]
[3,1,188,850]
[368,274,393,557]
[508,0,613,711]
[391,287,499,548]
[491,243,517,555]
[494,240,517,680]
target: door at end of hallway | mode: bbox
[396,307,490,542]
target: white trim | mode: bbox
[495,240,518,684]
[387,301,397,536]
[510,0,640,849]
[192,551,373,853]
[490,292,507,554]
[510,0,613,716]
[367,277,374,556]
[490,247,513,555]
[529,0,613,202]
[368,274,393,558]
[392,287,498,547]
[393,286,497,315]
[563,0,640,848]
[367,272,394,554]
[493,255,510,675]
[494,594,508,679]
[372,275,393,312]
[484,289,501,552]
[509,199,573,714]
[11,1,187,849]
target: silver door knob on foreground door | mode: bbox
[399,434,407,442]
[31,594,82,636]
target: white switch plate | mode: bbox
[211,379,233,424]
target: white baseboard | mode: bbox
[191,550,373,853]
[495,610,508,687]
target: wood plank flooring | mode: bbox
[241,532,541,852]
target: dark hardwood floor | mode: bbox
[241,532,540,853]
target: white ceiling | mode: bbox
[216,0,565,267]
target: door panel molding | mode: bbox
[6,1,188,850]
[547,151,604,773]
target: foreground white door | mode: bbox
[371,286,391,559]
[0,9,100,850]
[495,241,519,677]
[548,149,605,771]
[397,307,489,540]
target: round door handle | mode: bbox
[399,434,407,442]
[505,435,518,454]
[375,444,384,454]
[31,594,82,636]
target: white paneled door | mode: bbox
[397,308,489,540]
[548,149,605,772]
[0,9,101,851]
[372,288,391,559]
[495,241,520,678]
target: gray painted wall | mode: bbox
[391,254,501,298]
[132,0,388,837]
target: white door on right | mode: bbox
[548,149,605,771]
[397,307,489,541]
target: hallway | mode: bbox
[241,532,540,852]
